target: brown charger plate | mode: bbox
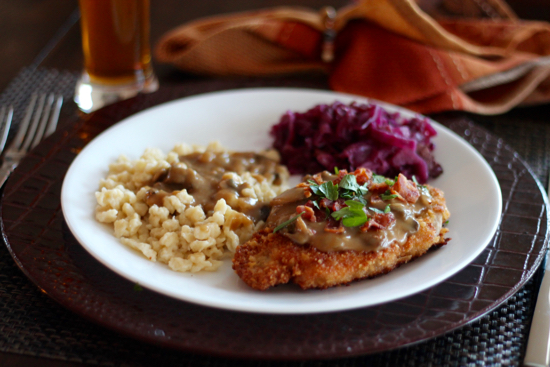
[1,86,548,360]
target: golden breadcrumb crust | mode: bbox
[232,186,450,290]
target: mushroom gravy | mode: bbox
[266,169,440,253]
[146,150,288,223]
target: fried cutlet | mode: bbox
[232,171,450,290]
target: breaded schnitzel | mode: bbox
[232,169,450,290]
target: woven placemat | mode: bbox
[0,67,547,366]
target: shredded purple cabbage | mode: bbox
[270,101,443,183]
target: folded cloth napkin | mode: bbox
[155,0,550,114]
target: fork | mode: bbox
[0,105,13,155]
[0,93,63,188]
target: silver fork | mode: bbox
[0,93,63,187]
[0,105,14,154]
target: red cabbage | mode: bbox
[270,101,443,183]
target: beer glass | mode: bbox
[74,0,158,113]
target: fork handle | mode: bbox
[0,161,17,188]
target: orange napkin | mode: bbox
[155,0,550,114]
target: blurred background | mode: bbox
[2,0,549,94]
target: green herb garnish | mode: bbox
[380,190,398,201]
[133,283,143,292]
[344,200,364,210]
[368,204,391,214]
[357,195,368,206]
[339,174,357,190]
[412,175,429,195]
[308,174,367,203]
[343,215,369,227]
[331,200,369,227]
[319,181,339,201]
[306,173,396,228]
[340,174,368,196]
[334,167,339,175]
[273,212,304,233]
[372,174,386,184]
[412,175,426,188]
[308,180,322,196]
[369,206,384,214]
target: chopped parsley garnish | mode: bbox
[319,181,339,201]
[356,195,368,206]
[372,174,386,184]
[309,174,368,203]
[339,174,356,190]
[331,200,369,227]
[368,204,392,214]
[412,175,429,195]
[368,206,384,214]
[306,173,394,228]
[380,190,398,201]
[274,212,304,233]
[308,180,322,196]
[339,174,368,196]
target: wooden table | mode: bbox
[1,0,549,366]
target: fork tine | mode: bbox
[11,94,38,150]
[21,94,46,152]
[0,106,13,153]
[30,94,55,149]
[44,95,63,137]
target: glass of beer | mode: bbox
[74,0,158,113]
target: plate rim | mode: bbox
[1,85,547,359]
[60,87,503,314]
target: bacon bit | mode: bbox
[392,190,407,203]
[369,182,390,194]
[324,218,344,233]
[311,173,324,184]
[319,198,346,212]
[361,212,396,232]
[332,169,349,185]
[296,182,313,198]
[370,194,383,205]
[353,168,373,185]
[393,174,420,203]
[296,205,316,222]
[304,200,327,222]
[319,198,331,209]
[325,226,345,234]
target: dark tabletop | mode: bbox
[2,0,550,366]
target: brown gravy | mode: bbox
[266,171,434,252]
[145,150,287,223]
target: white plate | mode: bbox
[61,88,501,314]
